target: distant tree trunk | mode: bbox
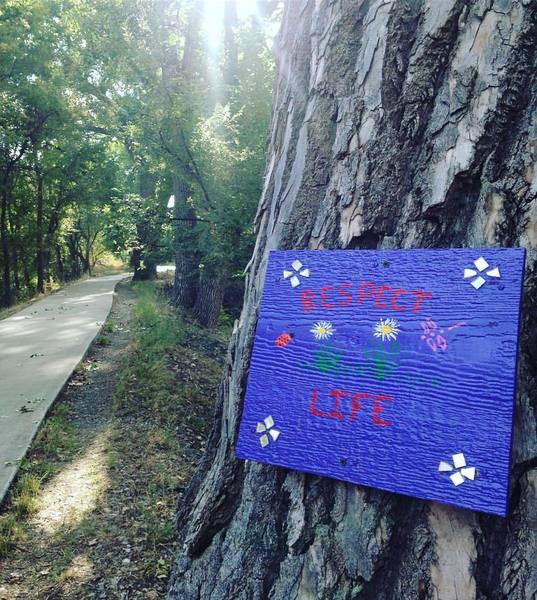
[189,0,239,324]
[132,223,158,281]
[8,201,20,295]
[222,276,244,320]
[68,234,80,280]
[193,268,225,328]
[170,3,203,309]
[168,2,537,599]
[133,167,158,281]
[55,244,65,282]
[172,174,198,307]
[11,244,20,295]
[130,245,142,277]
[36,169,45,294]
[77,238,90,275]
[22,259,31,292]
[85,243,92,276]
[1,180,12,307]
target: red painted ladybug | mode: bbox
[275,332,293,347]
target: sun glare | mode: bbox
[203,0,259,19]
[203,0,260,51]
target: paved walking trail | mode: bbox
[0,274,129,504]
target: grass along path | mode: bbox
[0,280,226,599]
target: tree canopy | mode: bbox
[0,0,276,319]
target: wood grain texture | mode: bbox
[236,249,525,515]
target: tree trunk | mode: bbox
[131,222,158,281]
[132,166,158,281]
[55,244,65,282]
[8,199,20,295]
[168,2,537,599]
[22,258,31,292]
[83,237,92,276]
[172,174,198,308]
[169,3,203,309]
[67,234,80,280]
[36,170,45,294]
[1,182,12,308]
[78,239,90,275]
[193,268,225,328]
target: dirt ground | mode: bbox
[0,280,225,599]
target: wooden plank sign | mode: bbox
[236,249,526,515]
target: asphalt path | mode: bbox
[0,274,129,505]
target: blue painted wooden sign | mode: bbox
[236,248,526,516]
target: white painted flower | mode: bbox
[283,259,310,288]
[463,256,501,289]
[257,415,280,448]
[438,453,476,486]
[310,321,335,340]
[373,318,400,342]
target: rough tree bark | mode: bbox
[193,267,226,328]
[168,1,537,599]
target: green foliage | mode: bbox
[0,0,276,311]
[187,15,274,284]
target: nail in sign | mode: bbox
[236,249,525,516]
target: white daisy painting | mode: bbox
[373,318,400,342]
[310,321,335,341]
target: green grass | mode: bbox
[114,282,187,415]
[102,321,115,334]
[110,281,225,571]
[0,403,80,557]
[96,335,111,346]
[0,280,226,595]
[110,282,191,557]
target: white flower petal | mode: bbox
[452,453,466,469]
[269,429,280,441]
[474,257,489,272]
[450,472,465,486]
[460,467,476,480]
[471,276,486,289]
[264,415,275,429]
